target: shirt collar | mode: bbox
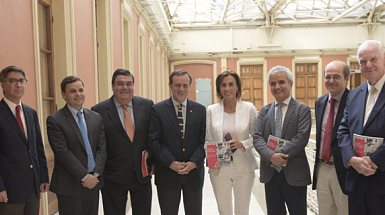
[113,96,133,108]
[328,88,346,102]
[67,104,84,116]
[368,73,385,93]
[3,96,21,111]
[275,96,291,106]
[171,95,187,107]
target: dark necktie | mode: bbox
[77,111,96,171]
[16,105,25,136]
[178,104,184,139]
[322,98,335,162]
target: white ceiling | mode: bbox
[139,0,385,52]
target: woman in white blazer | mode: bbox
[206,70,258,215]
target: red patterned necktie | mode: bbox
[16,105,26,136]
[322,98,335,162]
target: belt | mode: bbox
[321,159,334,165]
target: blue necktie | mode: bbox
[178,104,184,139]
[77,111,96,171]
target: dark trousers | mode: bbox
[0,188,39,215]
[265,171,307,215]
[57,189,99,215]
[348,176,385,215]
[157,175,202,215]
[102,174,152,215]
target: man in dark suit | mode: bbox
[47,76,106,215]
[254,66,312,215]
[92,69,154,215]
[148,69,206,215]
[313,61,350,215]
[0,65,49,215]
[338,40,385,214]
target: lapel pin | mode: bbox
[190,110,192,113]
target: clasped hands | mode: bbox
[81,174,99,189]
[348,156,378,176]
[169,161,197,175]
[269,153,289,168]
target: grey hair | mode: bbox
[268,66,294,84]
[357,40,385,62]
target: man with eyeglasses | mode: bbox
[312,60,350,215]
[92,69,154,215]
[0,65,49,215]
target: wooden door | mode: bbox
[295,63,317,109]
[350,62,367,90]
[240,65,263,110]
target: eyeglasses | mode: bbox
[7,78,28,85]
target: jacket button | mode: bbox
[183,148,185,151]
[30,165,33,168]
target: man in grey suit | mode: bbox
[254,66,312,215]
[47,76,107,215]
[92,69,154,215]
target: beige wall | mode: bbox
[0,0,38,109]
[74,0,97,108]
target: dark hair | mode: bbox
[169,69,192,85]
[112,69,135,85]
[61,76,84,92]
[0,65,27,82]
[215,70,242,100]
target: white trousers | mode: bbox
[316,161,348,215]
[210,163,255,215]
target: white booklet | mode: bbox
[353,134,383,157]
[205,142,231,167]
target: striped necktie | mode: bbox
[178,104,184,139]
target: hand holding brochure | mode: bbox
[205,142,231,167]
[267,135,289,167]
[353,134,383,157]
[268,135,289,151]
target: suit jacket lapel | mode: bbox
[133,96,142,142]
[107,97,130,142]
[316,95,328,148]
[234,101,243,138]
[268,102,275,136]
[281,98,296,137]
[364,83,385,130]
[184,100,194,140]
[165,98,183,141]
[84,109,95,151]
[0,100,28,143]
[23,104,34,146]
[331,89,349,141]
[216,102,224,141]
[64,105,87,152]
